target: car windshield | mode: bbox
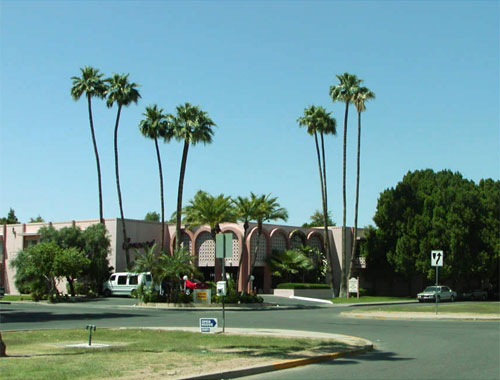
[424,286,438,292]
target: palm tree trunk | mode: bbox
[113,105,130,269]
[340,101,349,297]
[245,230,261,292]
[87,94,104,224]
[154,137,165,252]
[314,132,333,287]
[176,140,190,252]
[237,221,249,294]
[349,110,362,279]
[319,132,334,288]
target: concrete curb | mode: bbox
[181,345,373,380]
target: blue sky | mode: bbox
[1,0,498,228]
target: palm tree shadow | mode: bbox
[323,349,414,365]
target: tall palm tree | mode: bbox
[106,73,141,269]
[330,72,362,297]
[348,86,375,280]
[245,194,288,291]
[297,105,337,287]
[70,66,108,224]
[166,103,216,251]
[139,105,170,252]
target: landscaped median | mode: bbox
[0,327,372,380]
[341,302,500,320]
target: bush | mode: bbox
[276,283,331,289]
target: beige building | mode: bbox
[0,218,365,296]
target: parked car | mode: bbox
[182,278,210,295]
[461,289,488,301]
[103,272,154,297]
[417,285,457,302]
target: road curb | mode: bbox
[179,343,373,380]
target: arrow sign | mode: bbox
[200,318,218,333]
[431,250,444,267]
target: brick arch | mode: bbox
[270,228,289,253]
[307,231,324,253]
[170,229,194,255]
[195,230,215,267]
[220,226,243,266]
[289,229,307,249]
[247,227,271,266]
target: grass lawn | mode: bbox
[1,328,352,380]
[330,296,414,304]
[350,302,500,314]
[0,294,33,301]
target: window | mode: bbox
[117,276,127,285]
[110,275,116,282]
[129,275,138,285]
[145,274,152,282]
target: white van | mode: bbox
[103,272,154,297]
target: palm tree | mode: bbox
[329,72,362,297]
[139,105,170,252]
[348,86,375,280]
[106,73,141,269]
[183,190,236,238]
[245,194,288,291]
[297,105,336,287]
[132,243,158,274]
[70,66,108,224]
[166,103,216,251]
[266,248,314,283]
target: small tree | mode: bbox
[144,212,160,222]
[266,248,314,283]
[1,208,20,224]
[53,247,90,296]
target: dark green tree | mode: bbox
[29,215,45,223]
[302,210,335,228]
[144,212,161,222]
[106,73,141,269]
[1,208,19,224]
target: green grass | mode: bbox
[350,302,500,314]
[330,296,414,304]
[1,329,352,380]
[1,294,33,301]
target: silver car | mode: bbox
[417,285,457,302]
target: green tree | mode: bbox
[330,72,362,297]
[106,73,141,269]
[166,103,216,251]
[297,104,337,288]
[366,169,499,293]
[266,248,314,283]
[144,211,161,222]
[156,247,199,302]
[29,215,45,223]
[245,194,288,290]
[348,86,375,280]
[81,223,112,294]
[139,105,170,251]
[1,208,19,224]
[302,210,335,228]
[71,66,108,224]
[53,247,90,296]
[132,244,158,277]
[11,242,61,300]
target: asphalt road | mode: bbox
[1,297,499,380]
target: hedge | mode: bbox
[276,283,331,290]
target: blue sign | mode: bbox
[200,318,218,333]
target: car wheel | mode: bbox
[103,289,111,297]
[450,295,455,302]
[418,299,423,303]
[185,289,191,296]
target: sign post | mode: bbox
[431,250,443,315]
[216,233,232,333]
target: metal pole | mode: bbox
[435,266,438,315]
[222,235,226,333]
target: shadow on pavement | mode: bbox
[0,310,146,324]
[322,349,414,365]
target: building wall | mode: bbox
[1,218,362,296]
